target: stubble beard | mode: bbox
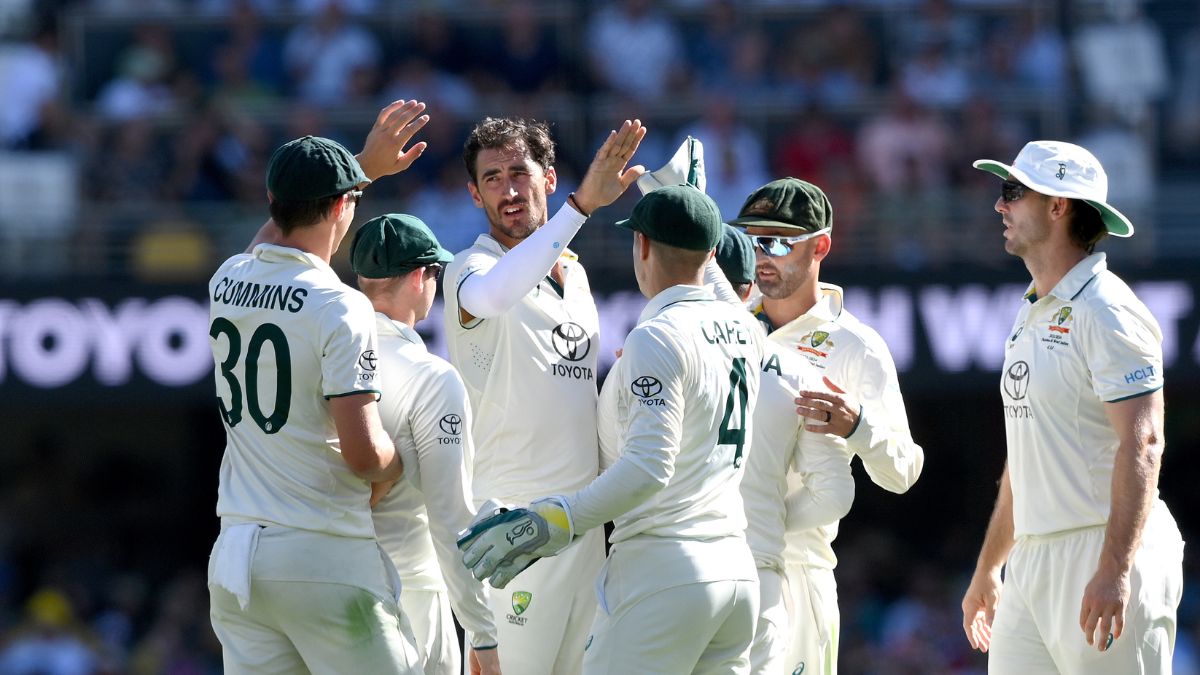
[488,201,545,244]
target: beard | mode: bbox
[756,265,804,299]
[486,197,545,243]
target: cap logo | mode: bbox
[745,197,775,216]
[1055,162,1067,180]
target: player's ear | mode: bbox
[638,231,652,260]
[466,180,484,208]
[812,233,832,262]
[544,166,557,195]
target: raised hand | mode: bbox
[571,119,648,215]
[357,100,431,181]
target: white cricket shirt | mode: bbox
[370,316,496,648]
[741,340,854,573]
[1001,253,1165,537]
[209,244,381,539]
[750,283,923,569]
[443,233,601,504]
[569,285,763,551]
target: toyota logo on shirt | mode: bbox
[439,413,462,435]
[551,322,590,362]
[1003,361,1030,400]
[631,376,663,399]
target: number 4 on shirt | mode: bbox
[719,357,748,467]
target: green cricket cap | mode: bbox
[715,223,755,284]
[266,135,370,202]
[615,184,723,251]
[730,177,832,233]
[350,213,454,279]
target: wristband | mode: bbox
[567,192,590,218]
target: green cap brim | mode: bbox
[729,215,811,231]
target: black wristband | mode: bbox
[567,192,590,217]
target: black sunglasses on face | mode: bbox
[1001,181,1027,203]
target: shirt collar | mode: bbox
[1025,252,1107,303]
[749,282,843,335]
[375,313,424,347]
[253,243,333,273]
[639,284,715,323]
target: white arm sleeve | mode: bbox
[410,369,498,648]
[704,257,743,306]
[784,431,855,532]
[842,340,924,494]
[458,204,587,319]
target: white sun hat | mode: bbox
[973,140,1133,237]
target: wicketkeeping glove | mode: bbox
[636,136,705,195]
[456,496,576,589]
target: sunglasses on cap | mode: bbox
[750,228,830,257]
[1000,181,1028,203]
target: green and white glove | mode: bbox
[636,136,705,195]
[456,496,576,589]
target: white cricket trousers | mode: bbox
[583,536,759,675]
[749,564,839,675]
[208,525,422,675]
[401,588,457,675]
[989,504,1184,675]
[481,526,605,675]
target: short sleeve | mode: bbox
[1082,302,1164,402]
[319,290,381,399]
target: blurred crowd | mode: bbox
[1,0,1199,279]
[1,526,1198,674]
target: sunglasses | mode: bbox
[1001,181,1028,203]
[424,263,443,279]
[750,228,830,257]
[345,190,364,205]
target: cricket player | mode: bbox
[350,213,501,675]
[206,100,430,674]
[459,185,765,674]
[441,117,646,675]
[962,141,1183,674]
[733,178,925,674]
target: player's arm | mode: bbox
[962,463,1015,653]
[457,120,646,323]
[409,369,499,651]
[597,365,623,471]
[1079,389,1164,651]
[562,325,684,532]
[458,326,682,587]
[783,430,855,532]
[331,393,402,482]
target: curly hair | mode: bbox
[462,117,556,183]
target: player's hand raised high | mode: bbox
[570,119,647,216]
[357,99,430,181]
